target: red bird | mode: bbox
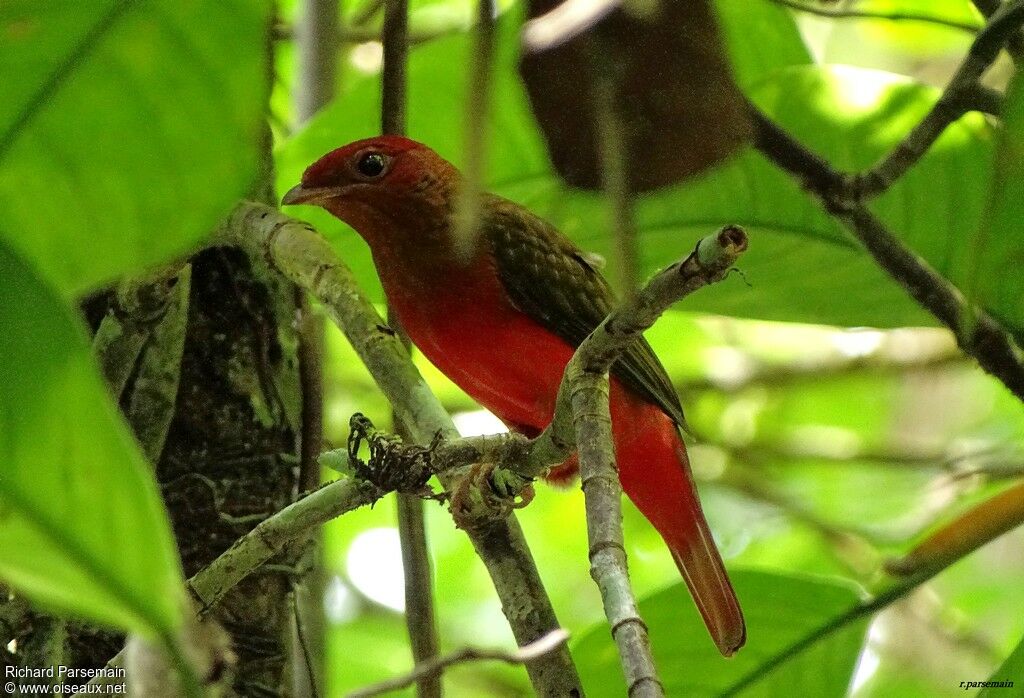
[283,136,745,655]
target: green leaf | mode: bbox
[970,71,1024,345]
[0,0,271,296]
[0,241,183,638]
[980,635,1024,697]
[715,0,811,88]
[572,570,870,697]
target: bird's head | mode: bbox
[282,136,459,249]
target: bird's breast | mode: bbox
[376,254,575,431]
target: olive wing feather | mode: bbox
[484,195,685,426]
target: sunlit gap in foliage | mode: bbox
[832,329,885,358]
[325,575,361,623]
[850,621,885,694]
[453,409,509,437]
[350,42,384,74]
[346,527,408,612]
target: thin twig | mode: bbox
[295,0,340,123]
[720,572,934,696]
[770,0,981,34]
[563,227,749,696]
[379,2,443,692]
[294,5,338,692]
[854,0,1024,197]
[348,629,570,698]
[522,0,620,52]
[220,202,585,696]
[453,0,497,260]
[395,495,441,698]
[593,44,640,297]
[82,476,385,693]
[381,0,408,136]
[971,0,1024,62]
[187,478,385,616]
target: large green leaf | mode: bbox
[0,0,271,296]
[0,241,183,638]
[716,0,811,88]
[278,16,992,328]
[980,635,1024,697]
[572,570,869,697]
[971,71,1024,345]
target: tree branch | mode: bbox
[750,104,1024,402]
[853,0,1024,197]
[971,0,1024,62]
[219,202,584,696]
[453,0,497,258]
[347,629,570,698]
[770,0,981,34]
[563,227,748,697]
[378,0,443,692]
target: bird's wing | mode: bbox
[484,194,686,426]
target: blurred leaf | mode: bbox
[981,634,1024,696]
[0,0,271,296]
[971,71,1024,345]
[715,0,811,87]
[572,570,869,697]
[0,242,183,637]
[519,0,750,192]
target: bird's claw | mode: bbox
[449,462,535,529]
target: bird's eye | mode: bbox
[356,152,387,178]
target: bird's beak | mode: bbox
[281,183,336,206]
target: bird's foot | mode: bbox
[449,462,534,529]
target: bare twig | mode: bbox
[294,4,338,692]
[220,202,584,696]
[381,0,408,136]
[396,492,441,698]
[522,0,620,52]
[563,227,748,696]
[378,3,443,692]
[347,629,570,698]
[593,45,640,297]
[770,0,981,34]
[453,0,497,259]
[971,0,1024,62]
[295,0,339,122]
[188,477,384,616]
[854,0,1024,197]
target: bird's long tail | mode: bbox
[613,387,746,657]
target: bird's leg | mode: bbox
[448,462,535,529]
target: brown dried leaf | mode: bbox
[519,0,751,193]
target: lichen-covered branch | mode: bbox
[561,227,748,697]
[219,202,583,696]
[187,478,384,615]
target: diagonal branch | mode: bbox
[556,227,749,695]
[972,0,1024,62]
[749,110,1024,401]
[348,629,570,698]
[770,0,981,34]
[219,202,584,696]
[854,0,1024,197]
